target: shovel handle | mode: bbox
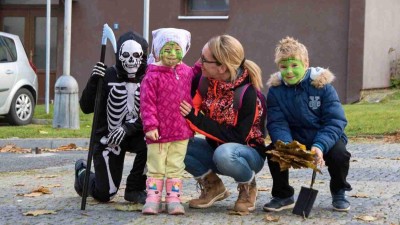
[310,170,317,188]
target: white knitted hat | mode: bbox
[147,28,191,64]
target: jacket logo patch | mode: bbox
[309,96,321,110]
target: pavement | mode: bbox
[0,139,399,225]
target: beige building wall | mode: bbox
[363,0,400,89]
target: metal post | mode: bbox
[52,0,79,129]
[143,0,150,42]
[64,0,71,76]
[45,0,51,114]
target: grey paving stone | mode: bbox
[0,141,399,224]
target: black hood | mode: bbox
[115,31,148,80]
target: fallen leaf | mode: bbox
[180,196,192,203]
[39,130,49,134]
[351,159,359,162]
[44,184,61,188]
[258,187,270,191]
[87,199,100,205]
[259,175,272,179]
[23,210,56,216]
[57,143,77,151]
[23,186,52,197]
[114,203,143,211]
[264,215,280,222]
[14,184,25,186]
[350,193,369,198]
[354,215,377,221]
[375,156,385,159]
[23,192,43,197]
[37,175,58,179]
[32,186,52,194]
[0,144,31,153]
[182,173,193,178]
[228,210,249,216]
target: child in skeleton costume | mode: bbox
[263,37,352,212]
[74,31,148,204]
[140,28,196,215]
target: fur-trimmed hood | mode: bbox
[267,67,335,89]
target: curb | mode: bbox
[0,138,90,149]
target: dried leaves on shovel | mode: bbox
[267,140,321,173]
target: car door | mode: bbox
[0,35,18,111]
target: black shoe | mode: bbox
[263,196,295,212]
[74,159,87,196]
[332,189,350,212]
[124,190,147,204]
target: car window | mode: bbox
[0,36,17,63]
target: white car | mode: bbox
[0,31,38,125]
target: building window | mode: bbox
[183,0,229,17]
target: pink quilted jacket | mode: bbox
[140,63,198,144]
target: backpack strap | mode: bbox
[233,84,251,111]
[234,84,268,138]
[197,75,209,98]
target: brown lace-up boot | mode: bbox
[233,178,258,212]
[189,170,230,208]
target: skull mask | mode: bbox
[118,40,143,77]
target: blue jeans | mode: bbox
[184,137,265,183]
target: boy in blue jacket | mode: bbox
[263,37,352,212]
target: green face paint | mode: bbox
[278,58,306,85]
[159,41,183,67]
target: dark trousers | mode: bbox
[266,139,352,198]
[79,134,147,202]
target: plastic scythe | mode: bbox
[81,24,117,210]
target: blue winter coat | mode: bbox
[266,67,347,153]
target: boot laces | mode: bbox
[196,179,207,199]
[237,184,250,201]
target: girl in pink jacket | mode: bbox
[140,28,198,215]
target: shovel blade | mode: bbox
[292,186,318,218]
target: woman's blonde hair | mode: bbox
[207,35,263,90]
[274,36,309,66]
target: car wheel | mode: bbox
[7,88,35,125]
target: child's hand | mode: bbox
[180,100,192,117]
[146,129,159,141]
[311,146,325,168]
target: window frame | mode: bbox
[0,36,17,63]
[181,0,229,17]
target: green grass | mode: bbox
[0,90,399,139]
[0,104,93,138]
[344,90,400,136]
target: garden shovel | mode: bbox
[292,170,318,218]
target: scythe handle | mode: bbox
[100,45,106,62]
[80,44,107,210]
